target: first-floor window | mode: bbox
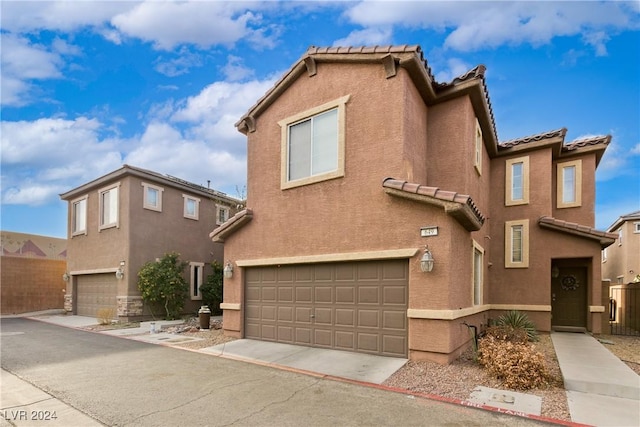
[472,241,484,306]
[505,219,529,268]
[190,262,204,300]
[72,196,88,235]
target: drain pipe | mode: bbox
[462,321,478,350]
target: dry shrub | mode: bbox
[96,307,115,325]
[478,330,551,390]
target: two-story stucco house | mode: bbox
[211,45,617,363]
[60,164,241,321]
[602,210,640,334]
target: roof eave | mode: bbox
[210,209,254,243]
[538,216,617,249]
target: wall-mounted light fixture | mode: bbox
[420,246,434,273]
[115,260,125,280]
[223,261,234,279]
[551,265,560,279]
[62,272,70,282]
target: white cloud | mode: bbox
[155,47,204,77]
[343,1,639,53]
[434,57,472,83]
[0,117,123,205]
[332,27,393,47]
[630,143,640,155]
[221,55,255,82]
[111,2,265,50]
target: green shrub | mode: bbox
[137,252,188,320]
[495,310,539,342]
[478,334,550,390]
[200,261,223,315]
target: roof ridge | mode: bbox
[499,128,567,148]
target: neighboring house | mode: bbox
[602,210,640,334]
[0,231,67,315]
[211,45,616,363]
[60,165,242,321]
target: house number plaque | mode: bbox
[420,226,439,237]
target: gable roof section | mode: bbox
[210,209,253,242]
[236,44,499,154]
[607,210,640,232]
[498,128,610,166]
[60,164,241,205]
[538,216,617,248]
[382,178,485,231]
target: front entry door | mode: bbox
[552,267,587,328]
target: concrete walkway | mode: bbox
[551,332,640,427]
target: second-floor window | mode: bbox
[557,159,582,208]
[99,184,119,230]
[635,222,640,233]
[505,156,529,206]
[183,195,200,220]
[279,95,349,189]
[216,205,230,225]
[474,120,482,175]
[142,182,163,212]
[72,196,88,236]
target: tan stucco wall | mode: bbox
[602,220,640,284]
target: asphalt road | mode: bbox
[1,318,553,426]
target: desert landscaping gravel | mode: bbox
[90,318,640,423]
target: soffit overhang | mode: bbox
[538,216,617,249]
[210,209,253,243]
[383,178,485,232]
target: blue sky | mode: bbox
[1,1,639,238]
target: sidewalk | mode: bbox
[551,332,640,427]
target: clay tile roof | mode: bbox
[209,209,253,243]
[564,135,611,151]
[538,216,617,248]
[607,210,640,232]
[499,128,567,148]
[382,178,485,231]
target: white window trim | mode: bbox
[474,119,483,176]
[183,194,200,220]
[618,228,622,246]
[190,262,204,301]
[557,159,582,208]
[278,95,350,190]
[472,240,484,306]
[505,156,530,206]
[216,204,230,225]
[505,219,529,268]
[71,195,88,237]
[142,182,164,212]
[98,183,120,231]
[602,247,607,263]
[634,222,640,233]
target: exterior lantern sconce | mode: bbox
[551,265,560,279]
[223,261,234,279]
[115,261,125,280]
[62,272,70,282]
[420,246,434,273]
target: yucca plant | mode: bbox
[495,310,539,342]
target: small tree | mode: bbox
[137,252,188,320]
[200,261,223,315]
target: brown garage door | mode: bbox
[76,273,117,317]
[245,260,408,357]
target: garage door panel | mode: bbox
[245,261,407,357]
[262,305,276,321]
[314,329,332,347]
[336,287,354,303]
[278,306,293,322]
[314,307,332,324]
[358,310,379,328]
[295,287,312,303]
[358,286,379,304]
[262,287,277,302]
[383,286,406,305]
[383,311,406,330]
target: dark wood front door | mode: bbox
[551,267,587,328]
